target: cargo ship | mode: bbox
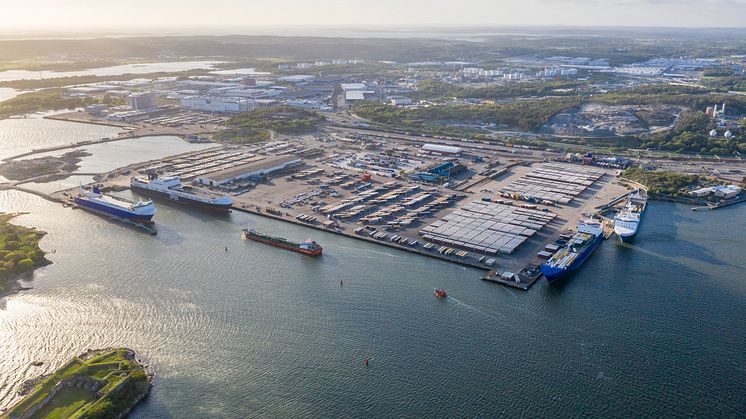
[74,186,157,222]
[613,188,648,242]
[242,228,323,256]
[130,173,232,213]
[541,219,603,283]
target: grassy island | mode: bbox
[622,167,702,197]
[4,348,152,419]
[0,213,50,294]
[216,106,325,143]
[0,89,97,120]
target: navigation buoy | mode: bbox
[340,280,344,286]
[225,246,228,252]
[364,358,369,367]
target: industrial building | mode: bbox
[410,161,466,183]
[422,144,462,155]
[196,156,301,186]
[127,92,155,110]
[180,96,253,113]
[690,185,743,199]
[341,83,376,101]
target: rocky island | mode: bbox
[0,150,91,183]
[3,348,152,419]
[0,213,50,296]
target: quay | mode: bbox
[481,265,542,290]
[229,203,493,272]
[692,194,746,211]
[5,129,632,290]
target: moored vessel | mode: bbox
[74,186,157,222]
[130,173,232,213]
[614,188,647,242]
[541,219,603,283]
[242,228,323,256]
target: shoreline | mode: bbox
[0,213,52,299]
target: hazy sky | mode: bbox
[2,0,746,32]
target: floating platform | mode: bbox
[481,265,542,290]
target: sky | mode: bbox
[2,0,746,33]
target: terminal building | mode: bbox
[196,156,301,186]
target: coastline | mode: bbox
[0,213,51,299]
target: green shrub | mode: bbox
[78,399,117,419]
[5,252,27,263]
[17,258,33,271]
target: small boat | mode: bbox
[434,288,447,299]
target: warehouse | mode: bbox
[180,95,253,113]
[197,156,301,186]
[422,144,462,155]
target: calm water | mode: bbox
[17,135,216,174]
[0,119,745,417]
[0,88,22,103]
[0,192,745,417]
[0,115,123,160]
[0,61,222,83]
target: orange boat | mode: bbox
[434,288,447,299]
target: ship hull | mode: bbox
[542,233,603,283]
[74,196,155,222]
[616,231,637,242]
[243,231,322,256]
[131,183,232,213]
[615,214,643,242]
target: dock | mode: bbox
[692,195,746,211]
[481,265,543,290]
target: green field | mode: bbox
[31,387,98,419]
[217,106,324,143]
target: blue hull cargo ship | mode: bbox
[74,186,157,223]
[541,219,603,283]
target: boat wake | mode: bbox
[335,245,402,258]
[445,297,508,325]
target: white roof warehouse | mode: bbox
[197,155,301,186]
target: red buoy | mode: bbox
[364,358,369,366]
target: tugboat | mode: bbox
[434,288,447,299]
[242,228,323,256]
